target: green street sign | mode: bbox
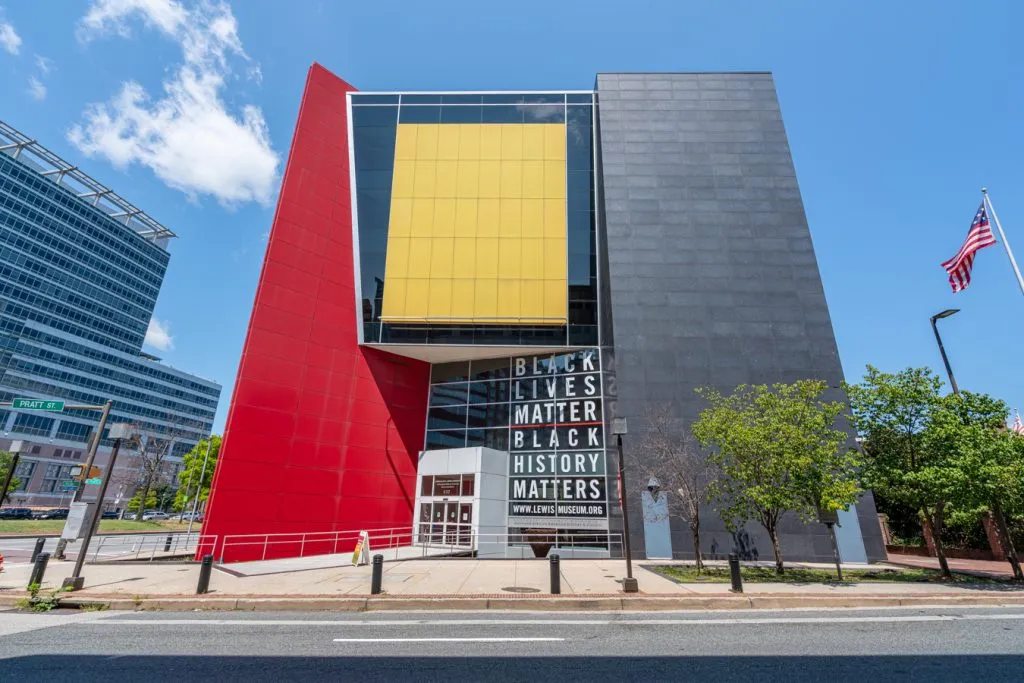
[13,398,65,412]
[60,480,78,491]
[84,477,102,485]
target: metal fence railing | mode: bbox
[88,532,217,562]
[216,526,623,564]
[219,526,416,563]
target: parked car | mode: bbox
[33,508,69,520]
[0,507,34,520]
[142,511,170,521]
[101,510,119,519]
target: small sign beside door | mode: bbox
[432,476,462,497]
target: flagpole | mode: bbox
[982,188,1024,296]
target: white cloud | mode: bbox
[246,63,262,85]
[35,55,53,74]
[79,0,187,39]
[27,76,45,101]
[144,317,174,351]
[0,9,22,55]
[70,0,279,206]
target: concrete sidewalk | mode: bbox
[1,557,1022,611]
[2,556,990,597]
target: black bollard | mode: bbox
[550,553,561,594]
[30,537,46,564]
[164,535,173,552]
[728,553,743,593]
[196,554,213,594]
[370,554,384,595]
[28,552,50,589]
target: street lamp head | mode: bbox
[611,417,628,436]
[931,308,960,323]
[108,423,137,441]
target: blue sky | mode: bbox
[1,0,1022,433]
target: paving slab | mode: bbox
[886,553,1018,579]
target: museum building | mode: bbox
[201,64,886,564]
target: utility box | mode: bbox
[60,502,94,540]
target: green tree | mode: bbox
[692,380,861,575]
[845,366,958,577]
[928,391,1024,581]
[173,436,221,513]
[127,489,157,513]
[152,483,175,511]
[0,452,22,503]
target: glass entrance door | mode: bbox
[420,501,474,547]
[431,502,445,544]
[443,502,459,545]
[458,503,472,545]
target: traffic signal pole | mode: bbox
[63,427,126,591]
[53,401,113,560]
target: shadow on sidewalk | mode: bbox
[4,654,1024,682]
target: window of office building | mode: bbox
[12,412,54,437]
[13,460,36,491]
[40,463,73,493]
[55,420,92,442]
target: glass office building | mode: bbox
[0,119,222,507]
[203,65,887,564]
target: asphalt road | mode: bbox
[0,533,197,562]
[1,606,1023,681]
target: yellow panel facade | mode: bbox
[522,160,544,199]
[523,126,545,160]
[435,161,458,198]
[522,199,544,238]
[452,237,476,277]
[381,122,567,324]
[394,126,417,160]
[451,279,475,318]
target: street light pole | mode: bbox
[930,309,960,395]
[55,400,113,560]
[63,423,136,590]
[611,417,638,593]
[186,437,214,538]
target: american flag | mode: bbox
[942,203,997,292]
[1013,410,1024,435]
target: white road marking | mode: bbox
[92,614,1024,627]
[333,637,563,643]
[0,610,117,637]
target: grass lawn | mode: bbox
[0,519,200,535]
[651,564,1007,585]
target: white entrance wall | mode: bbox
[414,447,509,558]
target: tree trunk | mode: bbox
[929,503,952,579]
[690,510,703,573]
[991,499,1024,582]
[135,474,153,521]
[766,523,784,575]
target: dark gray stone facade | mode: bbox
[595,72,886,564]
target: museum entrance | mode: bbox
[419,501,472,546]
[417,474,475,547]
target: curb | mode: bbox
[3,592,1023,612]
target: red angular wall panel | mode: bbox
[202,64,430,562]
